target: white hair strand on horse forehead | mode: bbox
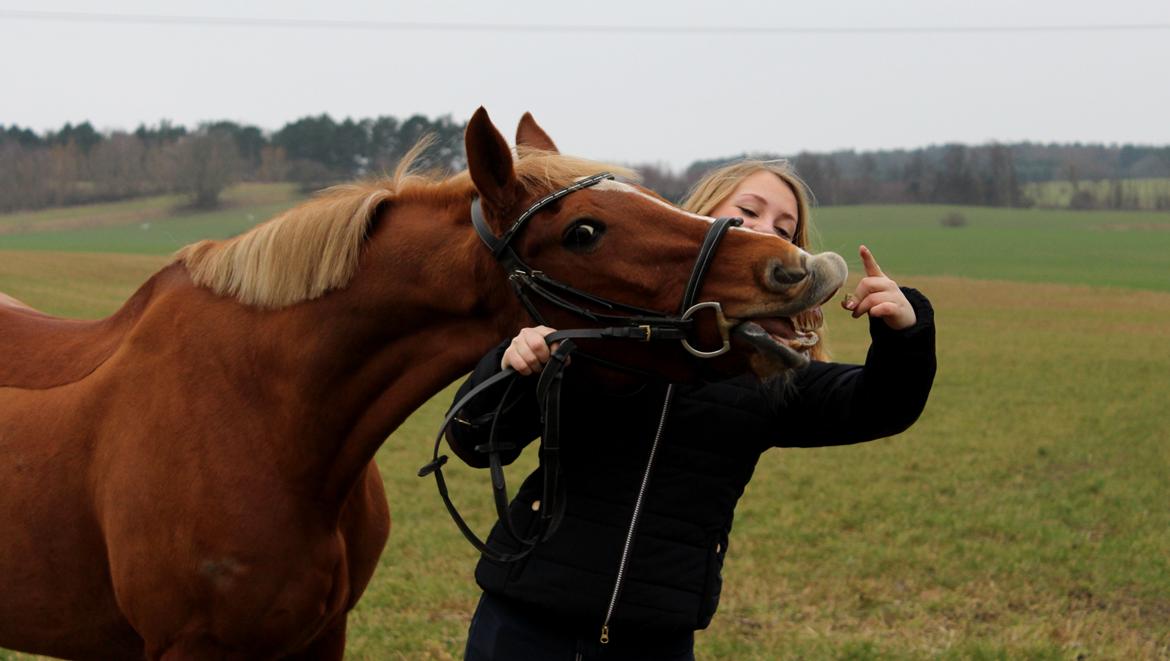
[582,177,716,224]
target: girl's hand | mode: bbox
[501,325,562,375]
[841,246,916,330]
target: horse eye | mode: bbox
[562,219,606,252]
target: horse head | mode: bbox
[465,108,847,381]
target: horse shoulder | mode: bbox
[338,461,391,608]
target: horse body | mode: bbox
[0,110,847,658]
[0,273,359,658]
[1,208,507,657]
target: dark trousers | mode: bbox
[464,592,695,661]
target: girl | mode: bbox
[449,160,936,660]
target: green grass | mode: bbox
[0,183,302,254]
[5,200,1165,292]
[0,203,292,254]
[2,274,1168,659]
[812,204,1170,292]
[0,252,167,318]
[2,199,1169,658]
[0,193,183,234]
[333,276,1170,660]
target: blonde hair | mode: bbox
[681,159,829,361]
[176,140,632,309]
[680,159,816,250]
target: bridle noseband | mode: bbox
[421,173,743,562]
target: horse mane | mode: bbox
[175,141,636,309]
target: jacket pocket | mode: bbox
[503,498,544,581]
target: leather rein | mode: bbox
[420,172,743,562]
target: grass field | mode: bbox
[1,193,1168,659]
[0,183,302,255]
[811,204,1170,293]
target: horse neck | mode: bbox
[246,195,522,505]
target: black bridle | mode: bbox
[420,173,743,562]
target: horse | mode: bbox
[0,108,847,659]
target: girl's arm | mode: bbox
[768,285,936,447]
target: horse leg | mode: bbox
[147,615,347,661]
[273,464,379,661]
[154,636,244,661]
[282,615,347,661]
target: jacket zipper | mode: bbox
[599,384,676,644]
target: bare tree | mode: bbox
[174,128,242,208]
[635,163,690,202]
[257,145,289,182]
[89,133,149,200]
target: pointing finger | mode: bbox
[860,245,884,278]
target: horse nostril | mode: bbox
[769,261,807,287]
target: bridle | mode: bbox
[471,172,741,359]
[420,172,743,562]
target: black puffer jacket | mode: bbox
[446,288,936,638]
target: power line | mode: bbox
[1,9,1169,35]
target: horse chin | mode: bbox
[732,322,811,378]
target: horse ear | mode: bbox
[465,107,517,209]
[516,112,559,153]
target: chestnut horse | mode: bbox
[0,109,846,659]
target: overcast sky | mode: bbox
[2,0,1168,169]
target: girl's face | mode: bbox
[707,170,799,243]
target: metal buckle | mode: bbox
[638,325,652,341]
[509,269,542,284]
[679,301,734,358]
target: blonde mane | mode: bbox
[175,142,635,309]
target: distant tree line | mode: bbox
[641,142,1170,210]
[0,115,466,212]
[3,114,1170,213]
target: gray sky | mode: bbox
[2,0,1168,169]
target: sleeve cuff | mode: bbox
[868,286,934,343]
